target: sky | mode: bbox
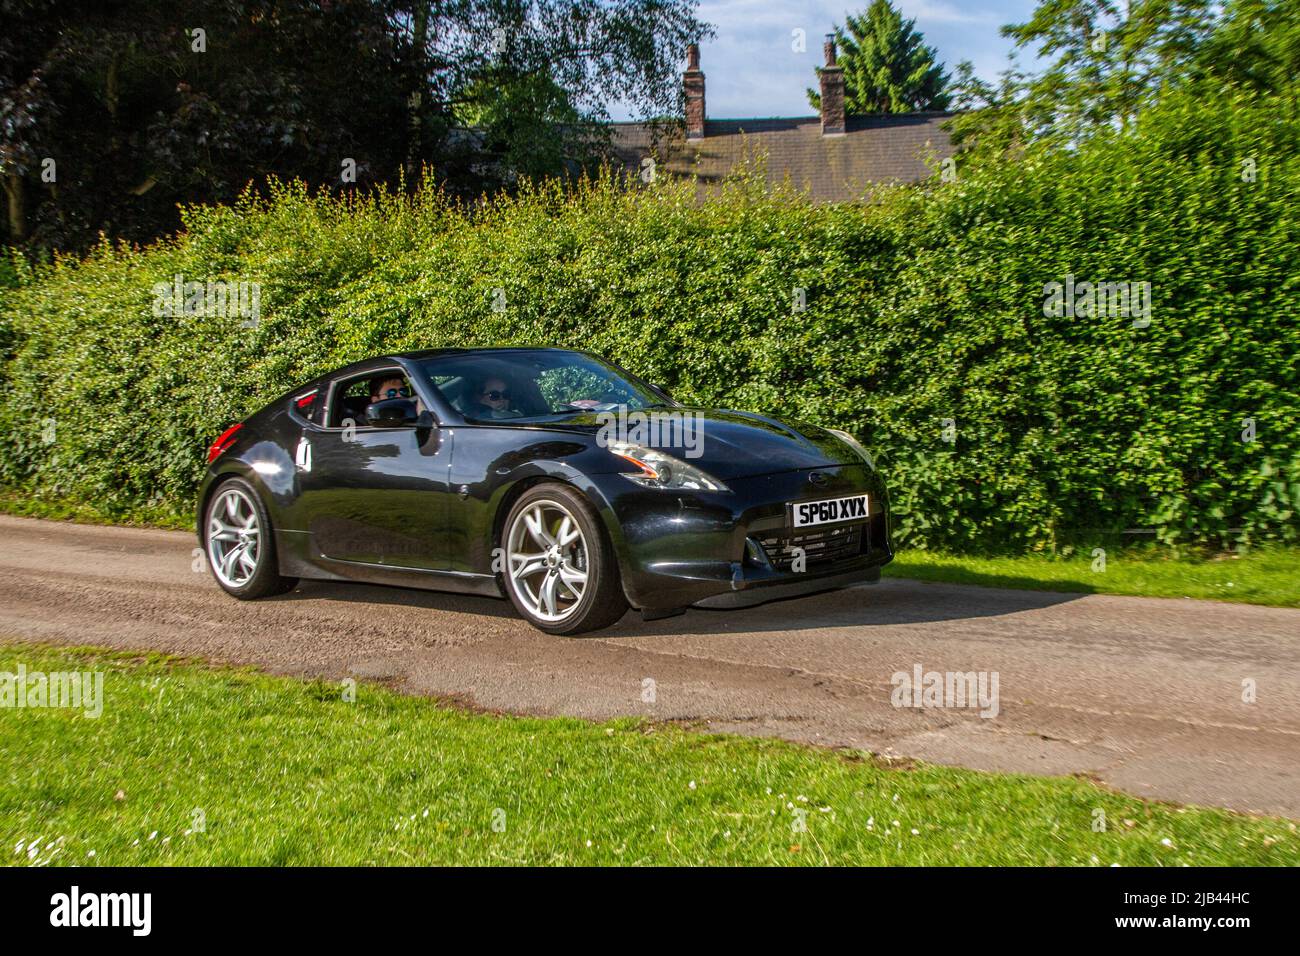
[609,0,1041,120]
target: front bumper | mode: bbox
[591,463,893,611]
[693,564,882,608]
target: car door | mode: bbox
[294,368,455,571]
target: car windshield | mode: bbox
[417,350,666,423]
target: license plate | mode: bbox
[789,493,869,529]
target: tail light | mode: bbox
[207,424,244,464]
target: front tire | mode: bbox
[203,477,298,599]
[501,484,627,635]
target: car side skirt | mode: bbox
[276,528,503,598]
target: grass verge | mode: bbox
[0,489,190,531]
[885,546,1300,608]
[2,643,1295,866]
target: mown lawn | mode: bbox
[1,644,1295,866]
[885,546,1300,608]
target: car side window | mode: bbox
[290,387,323,426]
[328,372,414,428]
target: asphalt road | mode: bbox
[1,514,1297,817]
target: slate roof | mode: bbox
[609,112,955,202]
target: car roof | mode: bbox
[324,347,593,379]
[287,347,604,401]
[393,346,585,362]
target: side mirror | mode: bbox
[365,398,420,428]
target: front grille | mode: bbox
[753,524,865,572]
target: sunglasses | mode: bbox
[383,386,412,399]
[482,389,510,401]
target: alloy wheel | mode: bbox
[207,485,262,589]
[505,499,589,623]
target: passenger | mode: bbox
[467,376,517,419]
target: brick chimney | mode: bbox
[684,43,705,140]
[819,36,845,137]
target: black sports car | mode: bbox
[198,348,893,634]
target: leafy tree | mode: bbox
[0,0,712,253]
[944,59,1036,162]
[948,0,1299,160]
[452,70,603,187]
[1194,0,1300,97]
[999,0,1215,138]
[0,0,409,251]
[806,0,951,114]
[399,0,712,193]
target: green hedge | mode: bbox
[1,88,1297,551]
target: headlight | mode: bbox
[607,441,730,492]
[828,428,875,469]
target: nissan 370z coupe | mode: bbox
[198,348,893,635]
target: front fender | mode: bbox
[477,457,630,579]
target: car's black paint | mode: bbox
[197,348,893,616]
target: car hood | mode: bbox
[547,407,868,481]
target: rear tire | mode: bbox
[500,483,627,635]
[203,477,298,600]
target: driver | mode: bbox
[369,375,410,405]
